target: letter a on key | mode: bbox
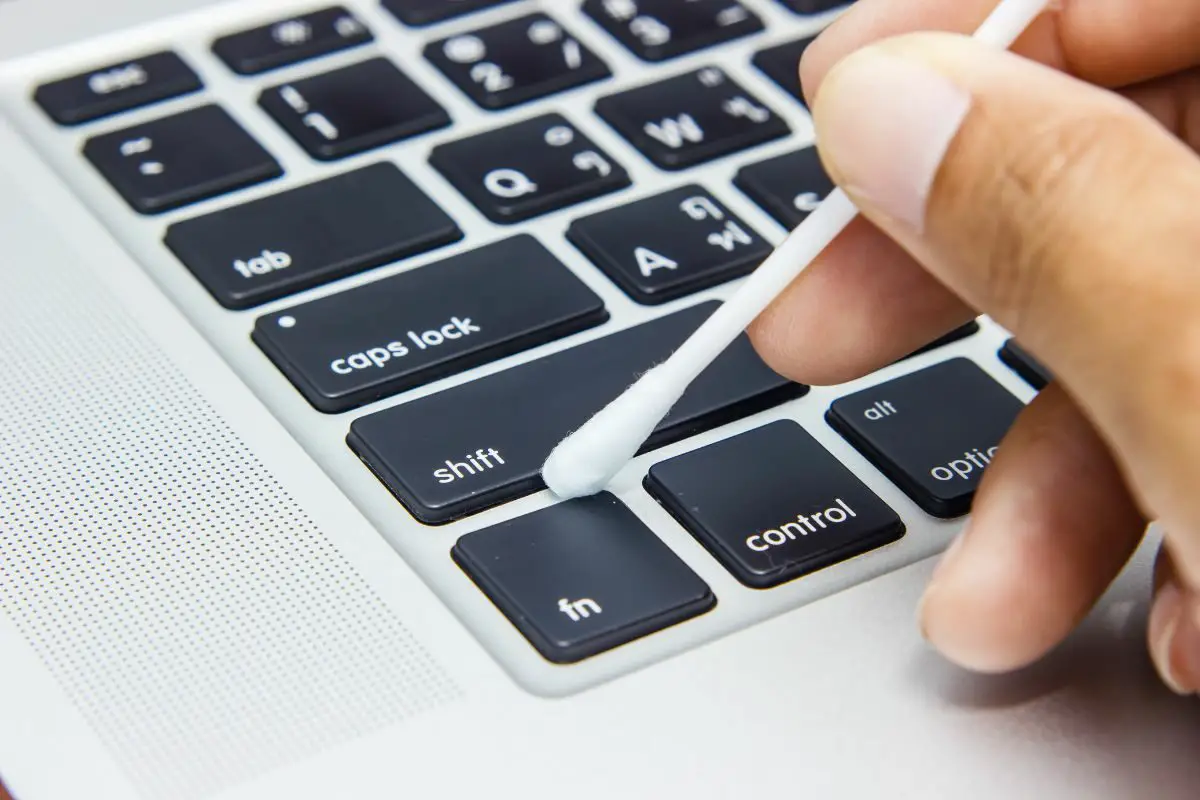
[635,247,678,277]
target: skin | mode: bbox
[747,0,1200,692]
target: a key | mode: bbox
[595,67,788,170]
[734,148,834,229]
[35,51,202,126]
[646,421,904,589]
[164,163,462,309]
[259,58,450,160]
[827,359,1024,518]
[1000,339,1053,389]
[452,493,715,664]
[752,37,816,106]
[83,105,281,215]
[582,0,763,62]
[425,14,609,110]
[253,235,608,412]
[213,7,372,75]
[567,185,771,304]
[430,114,630,224]
[775,0,853,14]
[348,300,805,524]
[382,0,518,26]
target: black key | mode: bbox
[902,322,980,360]
[752,37,815,105]
[776,0,853,14]
[827,359,1024,518]
[453,493,715,664]
[595,67,788,170]
[253,236,608,412]
[164,163,462,309]
[568,186,770,304]
[259,58,449,160]
[426,14,609,110]
[348,300,805,524]
[583,0,763,62]
[34,51,202,126]
[1000,339,1053,389]
[83,105,281,215]
[213,7,372,75]
[734,148,833,230]
[646,421,904,589]
[430,114,629,224]
[383,0,517,26]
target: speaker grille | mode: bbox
[0,245,460,798]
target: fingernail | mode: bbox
[1149,581,1188,694]
[918,531,968,639]
[1175,595,1200,692]
[813,47,972,234]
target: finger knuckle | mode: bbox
[939,103,1143,332]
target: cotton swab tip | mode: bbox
[542,366,680,499]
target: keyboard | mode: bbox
[6,0,1050,693]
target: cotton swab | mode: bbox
[541,0,1051,501]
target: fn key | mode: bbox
[453,494,714,663]
[828,359,1024,518]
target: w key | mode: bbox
[430,114,629,223]
[568,185,770,304]
[596,67,788,170]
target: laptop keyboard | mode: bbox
[10,0,1041,692]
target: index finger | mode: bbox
[802,0,1200,98]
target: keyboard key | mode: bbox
[348,300,805,524]
[646,421,904,589]
[426,14,609,110]
[430,114,629,224]
[734,148,833,229]
[752,37,815,105]
[827,359,1024,518]
[259,58,450,160]
[83,105,281,215]
[253,236,607,412]
[213,7,372,75]
[595,67,788,170]
[452,493,715,664]
[776,0,853,14]
[34,51,202,126]
[164,163,461,309]
[568,185,770,304]
[903,322,980,360]
[1000,339,1053,389]
[583,0,763,62]
[382,0,517,26]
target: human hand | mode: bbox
[747,0,1200,693]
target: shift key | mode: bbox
[164,162,462,309]
[349,300,806,524]
[253,235,608,412]
[827,359,1024,518]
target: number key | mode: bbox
[383,0,517,26]
[430,114,630,224]
[584,0,763,62]
[426,14,610,110]
[568,185,771,304]
[595,67,789,170]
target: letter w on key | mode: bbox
[644,114,705,149]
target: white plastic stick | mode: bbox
[541,0,1050,500]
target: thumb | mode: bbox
[811,32,1200,591]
